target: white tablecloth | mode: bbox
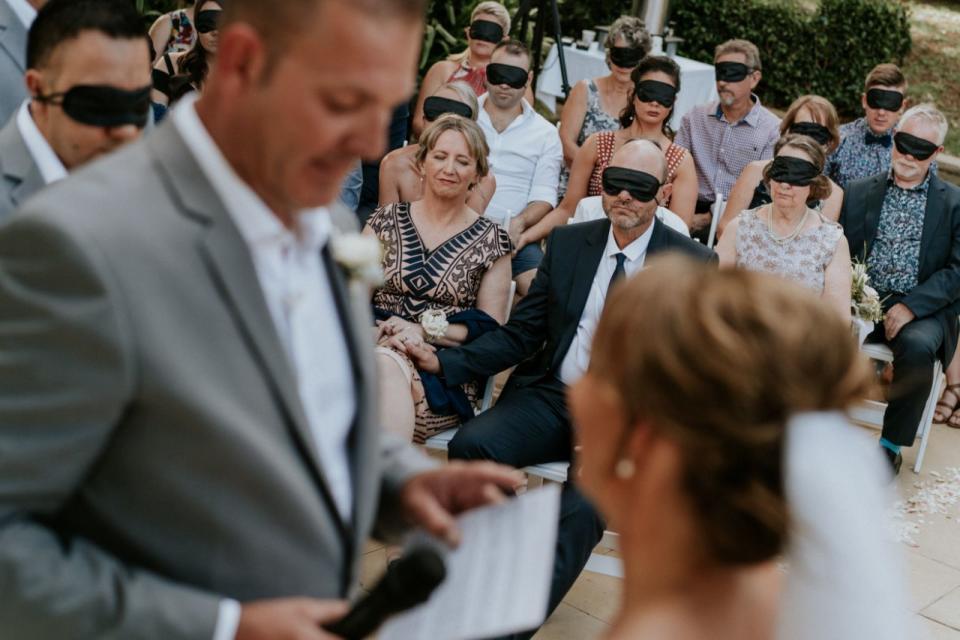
[535,44,718,130]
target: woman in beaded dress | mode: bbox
[717,134,851,323]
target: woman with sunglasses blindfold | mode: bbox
[716,134,852,323]
[380,82,495,214]
[151,0,221,115]
[557,16,650,197]
[516,55,697,254]
[720,95,845,237]
[412,2,526,137]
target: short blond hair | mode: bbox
[415,114,490,180]
[605,15,650,52]
[591,255,872,566]
[471,1,511,32]
[714,38,761,71]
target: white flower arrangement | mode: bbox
[331,233,384,288]
[420,309,449,343]
[851,260,884,323]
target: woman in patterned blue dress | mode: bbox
[556,16,650,197]
[364,115,513,443]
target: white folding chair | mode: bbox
[706,196,724,249]
[851,343,942,473]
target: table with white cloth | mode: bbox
[535,44,718,130]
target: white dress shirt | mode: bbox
[172,95,357,640]
[558,224,654,385]
[5,0,36,29]
[478,95,563,227]
[16,100,67,185]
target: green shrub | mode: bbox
[671,0,911,116]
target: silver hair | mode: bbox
[899,103,949,145]
[605,15,651,52]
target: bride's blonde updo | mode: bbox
[589,255,873,565]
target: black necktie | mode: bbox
[607,253,627,294]
[865,131,892,148]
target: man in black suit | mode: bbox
[840,103,960,475]
[409,138,716,637]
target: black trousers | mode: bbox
[448,377,605,640]
[869,316,945,446]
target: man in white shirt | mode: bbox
[0,0,149,220]
[410,139,716,638]
[0,0,46,125]
[478,39,563,296]
[0,1,522,639]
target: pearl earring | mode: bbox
[615,458,636,480]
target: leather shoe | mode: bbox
[881,446,903,476]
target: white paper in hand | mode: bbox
[380,484,561,640]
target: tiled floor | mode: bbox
[361,420,960,639]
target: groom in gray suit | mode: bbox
[0,1,521,639]
[0,0,45,125]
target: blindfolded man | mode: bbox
[840,104,960,476]
[828,63,911,190]
[0,0,522,638]
[478,38,563,297]
[407,138,716,639]
[0,0,149,220]
[674,38,781,242]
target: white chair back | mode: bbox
[706,196,724,248]
[570,196,690,237]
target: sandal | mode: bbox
[934,383,960,424]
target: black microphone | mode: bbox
[324,546,447,639]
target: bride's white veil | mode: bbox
[776,412,909,640]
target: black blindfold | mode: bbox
[894,131,939,161]
[195,10,221,34]
[715,61,752,83]
[767,155,820,187]
[866,88,904,112]
[487,63,528,89]
[423,96,474,122]
[635,80,677,108]
[609,46,644,69]
[789,122,833,147]
[35,84,152,129]
[469,19,504,44]
[602,167,661,202]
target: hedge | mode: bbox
[671,0,912,116]
[136,0,911,117]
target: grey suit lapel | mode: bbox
[147,122,353,538]
[0,2,28,73]
[0,114,45,208]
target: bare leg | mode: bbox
[514,269,536,299]
[375,352,416,441]
[941,346,960,427]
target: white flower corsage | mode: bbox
[331,233,384,288]
[421,309,449,344]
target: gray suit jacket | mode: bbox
[0,109,44,220]
[0,120,433,639]
[0,0,28,127]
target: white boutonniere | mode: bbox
[331,233,385,288]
